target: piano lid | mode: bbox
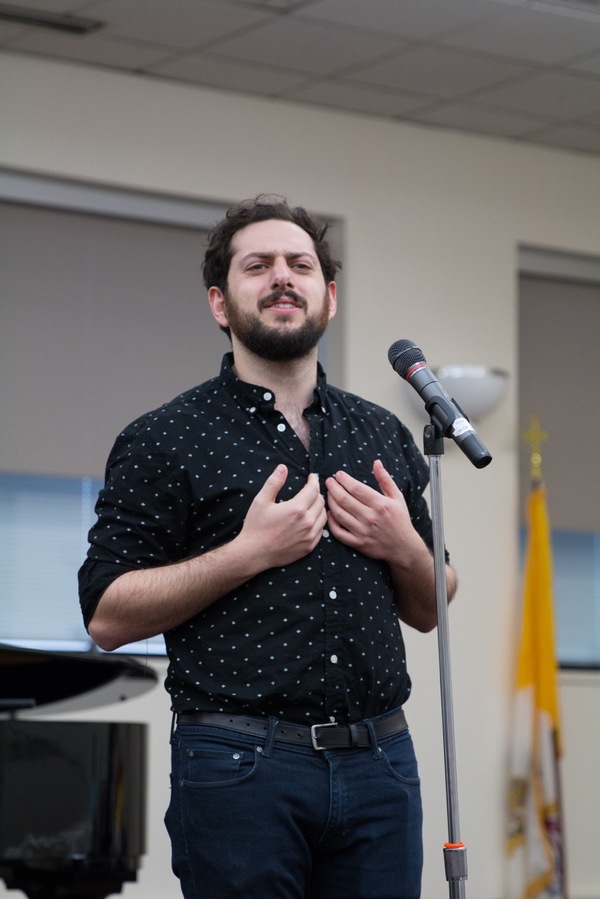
[0,644,158,715]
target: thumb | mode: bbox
[258,464,289,503]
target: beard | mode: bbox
[223,288,331,362]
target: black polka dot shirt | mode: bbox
[79,354,437,725]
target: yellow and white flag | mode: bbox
[506,483,566,899]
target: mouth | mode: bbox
[261,292,305,312]
[266,299,301,310]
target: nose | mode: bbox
[271,256,294,288]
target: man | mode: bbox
[79,195,457,899]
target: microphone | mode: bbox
[388,339,492,469]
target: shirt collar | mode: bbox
[219,352,328,412]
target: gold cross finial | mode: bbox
[523,416,547,483]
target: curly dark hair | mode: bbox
[202,194,341,292]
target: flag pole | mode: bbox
[505,418,567,899]
[423,421,468,898]
[523,417,568,898]
[523,415,547,487]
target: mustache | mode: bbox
[259,290,307,311]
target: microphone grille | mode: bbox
[388,339,426,378]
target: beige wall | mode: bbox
[1,51,599,899]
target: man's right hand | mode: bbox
[240,464,326,569]
[89,465,326,651]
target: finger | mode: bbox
[305,477,327,519]
[326,487,361,533]
[328,468,359,491]
[326,508,361,546]
[307,471,321,493]
[372,459,401,498]
[326,473,372,519]
[290,470,318,503]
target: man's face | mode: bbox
[208,219,337,362]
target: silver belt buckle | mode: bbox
[310,718,337,750]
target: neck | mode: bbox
[231,343,319,409]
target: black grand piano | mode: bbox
[0,644,158,898]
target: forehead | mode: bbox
[230,219,317,260]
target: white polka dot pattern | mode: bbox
[79,354,436,724]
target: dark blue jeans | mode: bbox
[165,714,423,899]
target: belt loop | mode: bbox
[364,718,382,760]
[262,716,278,759]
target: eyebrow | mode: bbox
[239,251,317,263]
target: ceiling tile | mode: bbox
[4,30,175,68]
[582,108,600,126]
[564,50,600,76]
[473,70,600,118]
[0,21,30,42]
[1,0,599,155]
[282,78,432,116]
[148,52,309,94]
[297,0,516,40]
[344,45,533,98]
[205,16,404,75]
[441,5,600,64]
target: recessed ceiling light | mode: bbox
[0,3,103,34]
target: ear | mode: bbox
[208,286,229,329]
[326,281,337,322]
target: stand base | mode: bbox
[0,865,135,899]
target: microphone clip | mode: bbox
[424,393,469,437]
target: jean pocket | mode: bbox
[179,744,261,788]
[378,731,421,786]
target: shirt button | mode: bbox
[277,423,286,432]
[329,589,337,599]
[330,654,339,664]
[263,391,273,401]
[323,528,330,538]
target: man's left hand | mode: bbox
[325,460,410,563]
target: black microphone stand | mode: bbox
[423,416,468,899]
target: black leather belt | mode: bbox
[176,709,407,750]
